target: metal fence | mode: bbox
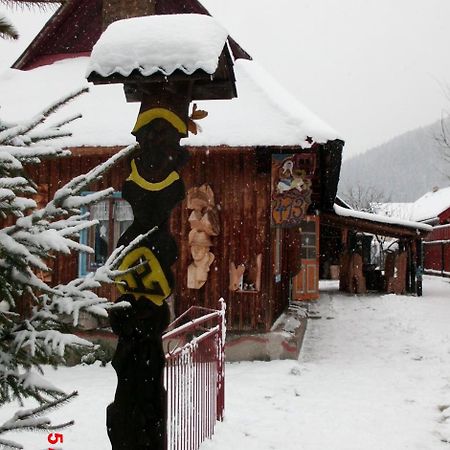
[162,299,226,450]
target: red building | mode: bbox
[417,187,450,276]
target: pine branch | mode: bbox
[7,391,78,424]
[0,0,62,7]
[0,391,77,449]
[58,142,137,197]
[0,87,88,145]
[0,16,18,40]
[0,437,23,449]
[51,113,82,129]
[28,130,73,144]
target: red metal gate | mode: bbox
[163,299,226,450]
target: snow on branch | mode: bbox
[0,88,140,436]
[0,391,77,450]
[0,87,88,146]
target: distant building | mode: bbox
[374,186,450,276]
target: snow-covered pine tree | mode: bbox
[0,88,138,449]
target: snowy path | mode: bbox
[1,276,450,449]
[204,276,450,450]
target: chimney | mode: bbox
[102,0,156,30]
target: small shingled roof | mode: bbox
[12,0,251,71]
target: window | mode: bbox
[79,193,133,276]
[274,227,282,282]
[300,220,317,260]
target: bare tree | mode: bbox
[340,183,391,213]
[433,84,450,177]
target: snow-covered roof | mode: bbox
[372,202,415,221]
[86,14,228,78]
[0,56,340,149]
[410,186,450,222]
[334,205,432,232]
[373,186,450,223]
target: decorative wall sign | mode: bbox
[271,154,312,227]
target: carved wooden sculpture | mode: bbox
[229,262,246,291]
[107,89,190,450]
[385,251,407,294]
[186,184,219,289]
[87,12,237,448]
[339,251,366,294]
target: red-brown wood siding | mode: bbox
[424,224,450,275]
[438,208,450,225]
[172,148,273,332]
[24,145,319,331]
[24,0,103,70]
[16,0,251,71]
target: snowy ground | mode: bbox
[2,275,450,449]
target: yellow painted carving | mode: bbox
[115,246,171,305]
[127,159,180,191]
[132,107,187,134]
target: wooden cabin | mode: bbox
[3,0,345,333]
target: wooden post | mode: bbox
[87,15,238,447]
[416,239,423,297]
[442,242,445,277]
[409,240,417,295]
[107,86,191,450]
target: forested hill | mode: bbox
[338,118,450,202]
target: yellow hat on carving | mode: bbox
[132,107,187,135]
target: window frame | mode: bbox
[78,192,133,277]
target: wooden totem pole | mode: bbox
[87,11,236,450]
[106,86,189,450]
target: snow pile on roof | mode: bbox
[373,186,450,223]
[410,186,450,222]
[334,205,432,232]
[86,14,228,78]
[185,59,340,147]
[372,202,415,221]
[0,57,339,148]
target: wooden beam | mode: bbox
[321,211,429,239]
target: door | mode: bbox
[292,216,319,301]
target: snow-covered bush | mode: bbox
[0,88,137,448]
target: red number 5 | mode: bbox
[48,433,64,444]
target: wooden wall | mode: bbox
[424,224,450,275]
[26,148,127,289]
[25,145,319,332]
[102,0,155,29]
[173,147,273,332]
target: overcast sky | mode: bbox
[1,0,450,159]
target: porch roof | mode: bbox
[321,205,432,239]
